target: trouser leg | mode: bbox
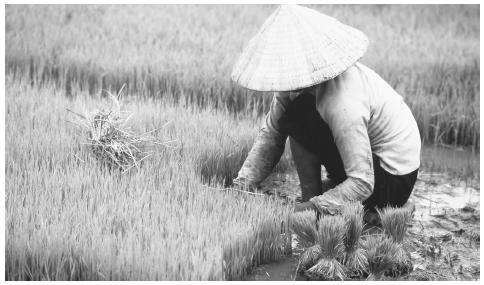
[282,93,418,212]
[363,155,418,211]
[282,93,346,202]
[289,137,322,202]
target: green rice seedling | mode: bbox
[290,210,321,273]
[5,76,292,280]
[5,5,480,151]
[377,206,412,243]
[296,244,322,273]
[305,215,347,281]
[363,235,399,280]
[341,202,368,277]
[290,210,318,248]
[377,206,414,277]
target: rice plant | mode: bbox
[67,85,177,173]
[305,215,347,281]
[5,75,292,280]
[378,206,413,243]
[341,202,368,277]
[290,210,321,273]
[290,210,318,248]
[377,206,414,277]
[363,235,400,281]
[5,5,480,149]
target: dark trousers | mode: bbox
[279,93,418,211]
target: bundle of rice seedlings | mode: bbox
[290,210,318,248]
[341,202,368,277]
[377,206,412,244]
[363,235,399,280]
[296,244,322,273]
[377,206,413,277]
[305,215,347,281]
[67,85,174,173]
[290,210,321,273]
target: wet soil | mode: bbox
[245,170,480,281]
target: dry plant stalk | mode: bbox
[377,206,413,277]
[305,215,347,281]
[341,202,368,277]
[68,84,174,173]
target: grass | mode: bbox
[5,4,480,281]
[5,4,480,148]
[5,75,292,280]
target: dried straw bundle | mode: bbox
[363,235,399,281]
[377,206,413,277]
[305,215,347,281]
[341,202,368,277]
[68,85,173,173]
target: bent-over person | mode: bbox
[230,5,421,217]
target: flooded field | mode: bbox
[247,149,480,281]
[5,4,479,281]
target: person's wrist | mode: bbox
[295,200,318,212]
[233,177,257,192]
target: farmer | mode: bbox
[231,5,421,216]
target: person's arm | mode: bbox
[309,91,374,214]
[233,93,289,190]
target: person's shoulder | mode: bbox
[319,64,364,100]
[315,63,371,120]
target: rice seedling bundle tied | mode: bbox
[68,85,174,173]
[305,215,347,281]
[290,204,415,280]
[363,235,400,280]
[341,202,368,277]
[377,206,414,277]
[290,210,321,272]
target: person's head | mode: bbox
[280,84,320,101]
[231,4,368,93]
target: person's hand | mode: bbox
[232,177,258,193]
[294,201,318,212]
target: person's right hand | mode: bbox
[232,177,258,193]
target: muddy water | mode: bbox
[245,169,480,281]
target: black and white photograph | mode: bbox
[3,1,480,281]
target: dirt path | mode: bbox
[246,171,480,281]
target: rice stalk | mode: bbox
[377,206,413,243]
[290,210,318,248]
[341,202,368,277]
[305,215,347,280]
[296,244,322,273]
[377,206,414,277]
[67,86,176,173]
[363,235,399,281]
[305,257,346,281]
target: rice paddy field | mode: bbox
[5,4,480,281]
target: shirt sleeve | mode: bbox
[310,88,374,214]
[235,92,289,186]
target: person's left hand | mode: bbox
[294,201,318,212]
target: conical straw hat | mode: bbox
[231,5,369,91]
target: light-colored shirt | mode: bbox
[235,62,421,214]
